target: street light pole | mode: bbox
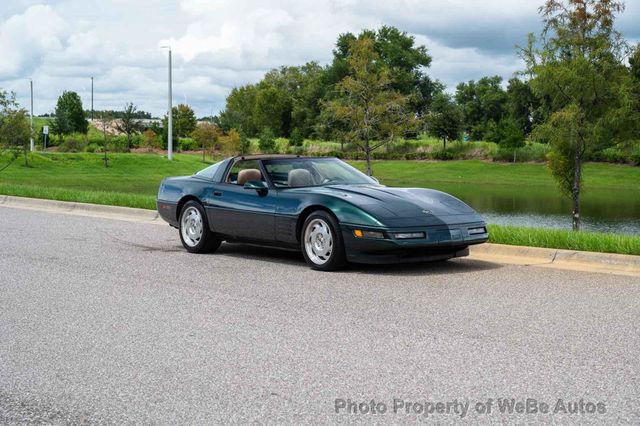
[161,46,173,161]
[30,79,34,152]
[91,77,94,121]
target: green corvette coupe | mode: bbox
[157,155,488,271]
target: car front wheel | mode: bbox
[301,211,347,271]
[179,200,221,253]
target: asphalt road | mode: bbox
[1,206,639,424]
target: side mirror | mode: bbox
[244,180,268,195]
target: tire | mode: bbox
[300,210,347,271]
[178,200,221,253]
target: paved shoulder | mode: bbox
[1,207,639,423]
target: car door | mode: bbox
[205,159,276,241]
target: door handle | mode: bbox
[213,191,223,197]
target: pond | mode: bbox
[427,182,640,235]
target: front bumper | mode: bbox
[341,222,488,264]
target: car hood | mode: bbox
[308,184,484,227]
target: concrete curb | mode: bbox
[2,194,639,276]
[469,243,640,277]
[1,195,160,224]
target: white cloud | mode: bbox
[0,5,67,79]
[0,0,638,117]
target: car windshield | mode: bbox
[262,157,377,188]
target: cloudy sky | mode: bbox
[1,0,639,117]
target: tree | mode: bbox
[218,26,439,140]
[219,85,259,135]
[455,76,509,140]
[191,122,222,160]
[326,26,438,116]
[54,91,88,134]
[523,0,637,230]
[175,104,197,137]
[258,127,276,153]
[163,104,197,140]
[426,93,463,154]
[322,37,419,175]
[630,44,640,116]
[253,84,291,137]
[115,102,143,150]
[506,78,541,136]
[97,112,113,167]
[0,90,30,168]
[494,117,526,162]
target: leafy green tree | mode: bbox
[258,127,276,153]
[322,37,419,175]
[162,103,198,142]
[115,102,143,150]
[523,0,637,230]
[455,76,508,140]
[54,91,88,134]
[495,117,525,150]
[97,112,112,167]
[175,104,197,137]
[219,85,259,135]
[219,26,439,140]
[629,44,640,116]
[326,26,438,116]
[49,106,72,144]
[0,90,30,168]
[506,78,541,136]
[253,84,291,137]
[427,93,463,154]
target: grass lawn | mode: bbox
[1,152,639,254]
[0,152,212,209]
[354,159,640,190]
[489,225,640,256]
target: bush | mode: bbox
[258,127,276,153]
[493,142,549,162]
[274,137,288,154]
[130,134,143,149]
[588,147,630,164]
[140,130,161,151]
[433,151,454,160]
[289,128,304,147]
[59,137,86,152]
[178,138,199,152]
[84,143,99,153]
[108,135,129,152]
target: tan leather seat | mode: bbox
[237,168,262,185]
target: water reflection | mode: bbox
[427,183,640,235]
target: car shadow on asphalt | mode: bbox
[214,243,503,276]
[348,258,503,276]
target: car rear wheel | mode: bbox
[301,211,346,271]
[179,201,221,253]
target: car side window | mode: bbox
[225,160,264,185]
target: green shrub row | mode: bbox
[49,127,640,165]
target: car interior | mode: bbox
[228,159,321,188]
